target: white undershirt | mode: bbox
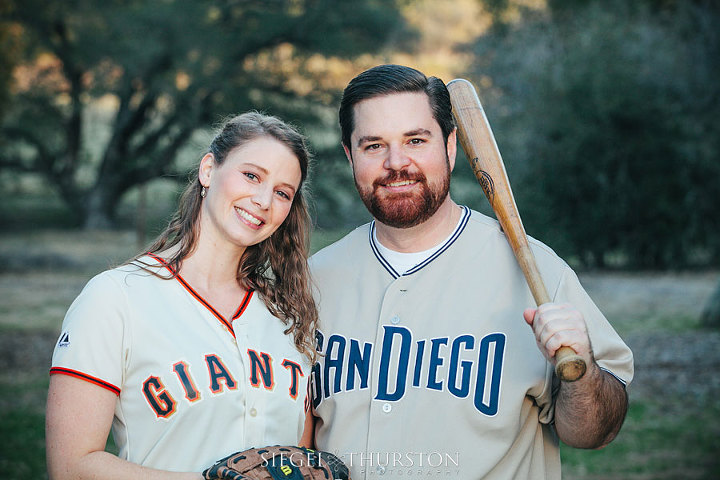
[372,213,464,275]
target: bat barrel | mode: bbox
[448,78,586,382]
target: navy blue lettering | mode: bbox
[426,337,449,391]
[448,335,474,398]
[412,340,426,387]
[173,361,200,402]
[247,350,274,390]
[376,326,412,401]
[311,362,323,409]
[324,335,346,397]
[143,376,177,418]
[205,354,237,392]
[282,359,303,399]
[346,339,371,390]
[315,330,325,352]
[473,333,506,415]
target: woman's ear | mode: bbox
[198,153,215,187]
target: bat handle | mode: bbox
[521,247,587,382]
[554,346,587,382]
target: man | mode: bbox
[308,64,633,479]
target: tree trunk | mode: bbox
[83,186,117,230]
[136,184,147,249]
[701,277,720,329]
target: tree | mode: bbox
[0,0,408,228]
[701,278,720,329]
[0,3,20,117]
[466,0,720,268]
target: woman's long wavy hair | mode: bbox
[135,112,318,361]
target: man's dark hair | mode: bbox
[339,64,456,150]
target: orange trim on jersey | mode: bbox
[172,361,202,403]
[205,354,239,392]
[232,290,254,320]
[145,252,254,337]
[247,349,276,390]
[282,358,304,400]
[50,367,121,396]
[142,375,178,418]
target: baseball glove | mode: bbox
[203,445,350,480]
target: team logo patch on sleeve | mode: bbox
[57,331,71,347]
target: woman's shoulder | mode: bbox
[86,255,172,290]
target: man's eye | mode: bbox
[409,138,425,145]
[365,143,382,151]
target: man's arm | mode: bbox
[523,303,629,448]
[554,360,628,448]
[299,407,316,448]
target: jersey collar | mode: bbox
[145,252,254,338]
[369,205,470,279]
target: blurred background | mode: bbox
[1,0,719,478]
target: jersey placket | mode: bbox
[231,307,267,445]
[364,274,412,478]
[156,255,260,446]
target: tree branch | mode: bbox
[51,18,84,178]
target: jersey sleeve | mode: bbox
[553,268,634,386]
[50,270,130,395]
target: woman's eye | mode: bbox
[276,190,291,200]
[244,172,258,181]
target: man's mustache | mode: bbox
[373,170,426,188]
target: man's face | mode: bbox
[345,92,456,228]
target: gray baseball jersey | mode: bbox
[309,207,633,479]
[51,255,310,472]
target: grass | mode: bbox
[0,228,718,479]
[0,408,47,478]
[0,372,50,479]
[561,400,720,479]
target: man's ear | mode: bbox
[343,144,353,166]
[447,128,458,172]
[198,153,215,187]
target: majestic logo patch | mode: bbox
[57,331,70,347]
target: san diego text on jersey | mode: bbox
[310,326,506,415]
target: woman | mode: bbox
[46,112,318,479]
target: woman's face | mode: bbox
[199,136,302,250]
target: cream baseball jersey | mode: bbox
[309,207,633,479]
[50,256,310,473]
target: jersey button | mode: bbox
[249,407,258,417]
[382,403,392,413]
[391,315,400,324]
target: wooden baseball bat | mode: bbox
[447,78,586,382]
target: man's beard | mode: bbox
[354,160,451,229]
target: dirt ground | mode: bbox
[2,268,718,412]
[578,271,720,409]
[1,229,719,478]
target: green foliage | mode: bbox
[306,145,372,230]
[0,0,408,228]
[0,3,19,118]
[469,0,720,268]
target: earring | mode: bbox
[200,186,207,198]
